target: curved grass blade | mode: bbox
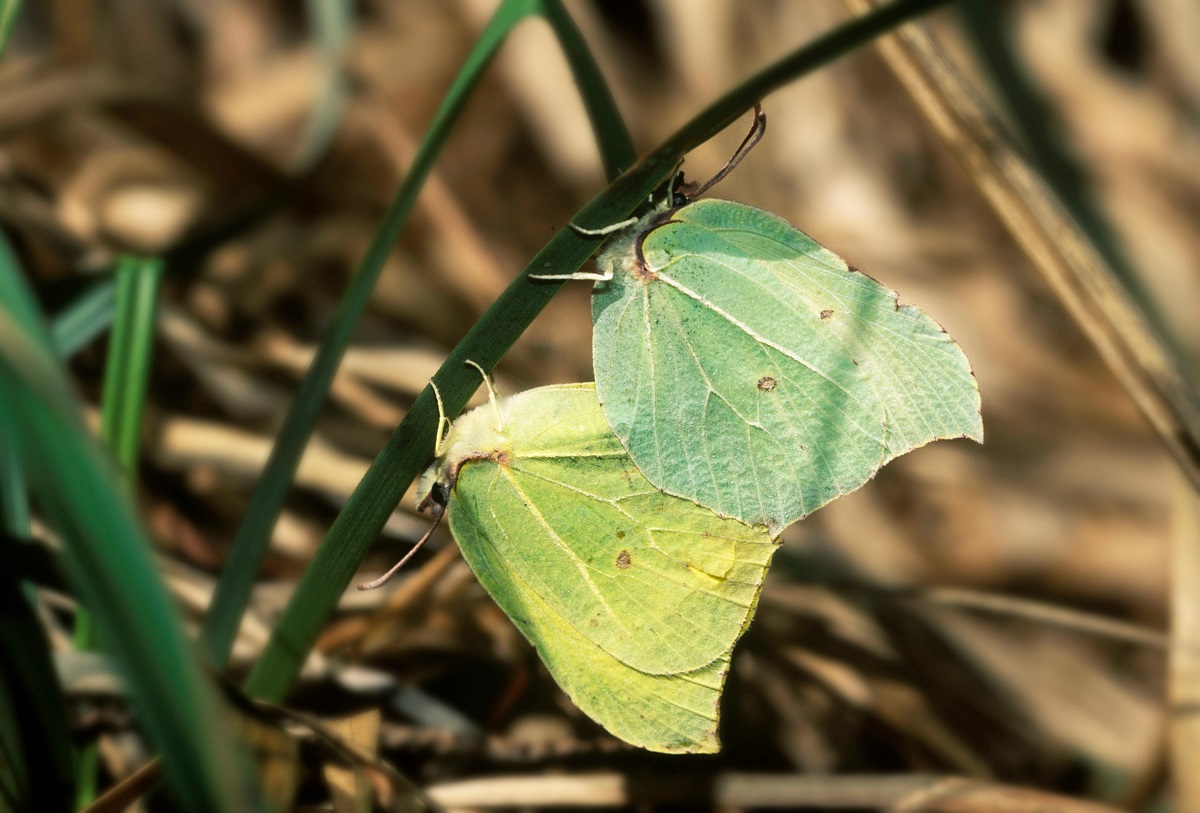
[203,0,636,669]
[534,0,637,179]
[0,274,71,810]
[0,257,261,811]
[244,0,956,703]
[0,573,75,813]
[50,278,115,359]
[0,233,41,541]
[292,0,354,172]
[0,407,27,537]
[0,0,19,59]
[74,255,163,805]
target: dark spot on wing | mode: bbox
[616,530,626,539]
[757,376,776,392]
[615,549,632,569]
[820,309,834,320]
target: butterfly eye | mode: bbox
[430,481,449,507]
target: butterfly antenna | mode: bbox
[356,509,443,590]
[464,360,503,430]
[683,103,766,201]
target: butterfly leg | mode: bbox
[431,381,451,457]
[528,267,614,282]
[527,216,638,282]
[569,217,639,237]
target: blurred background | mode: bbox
[4,0,1200,808]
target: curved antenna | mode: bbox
[356,509,443,590]
[682,103,766,201]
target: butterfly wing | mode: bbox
[447,384,776,753]
[593,199,982,532]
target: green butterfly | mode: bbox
[378,377,777,754]
[537,109,982,532]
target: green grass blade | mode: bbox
[0,234,69,809]
[535,0,637,177]
[73,255,163,805]
[0,235,51,352]
[201,0,630,668]
[0,405,28,536]
[99,256,164,473]
[0,575,75,813]
[0,234,42,540]
[0,0,19,59]
[0,278,261,811]
[50,278,115,359]
[244,0,956,702]
[293,0,353,171]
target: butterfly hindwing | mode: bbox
[442,384,777,753]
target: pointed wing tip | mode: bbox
[968,420,985,445]
[645,733,721,755]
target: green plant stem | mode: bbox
[0,229,74,809]
[98,256,164,477]
[74,255,163,807]
[0,232,36,540]
[293,0,353,172]
[51,278,116,359]
[201,0,636,669]
[244,0,956,703]
[0,409,28,536]
[535,0,637,179]
[0,272,260,811]
[0,0,19,59]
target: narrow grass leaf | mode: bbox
[99,256,164,473]
[72,255,164,805]
[0,0,19,58]
[0,575,75,813]
[535,0,637,178]
[293,0,354,171]
[0,233,50,351]
[50,278,115,359]
[0,272,261,811]
[0,233,42,538]
[0,405,28,536]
